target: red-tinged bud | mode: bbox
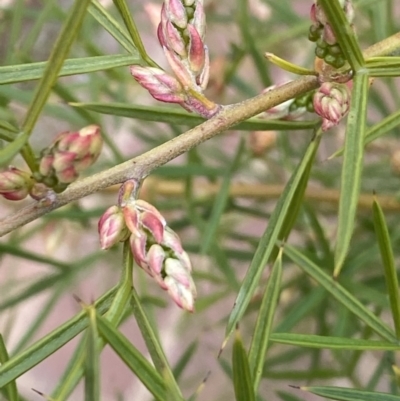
[51,151,79,184]
[187,24,205,74]
[322,23,336,46]
[191,2,206,40]
[164,256,197,312]
[56,125,102,162]
[98,206,129,250]
[198,46,210,89]
[122,199,166,243]
[130,66,186,104]
[0,167,33,201]
[313,82,351,131]
[125,197,197,312]
[310,3,318,25]
[164,20,187,57]
[165,0,187,29]
[163,47,195,89]
[39,154,55,177]
[157,19,167,48]
[38,125,103,187]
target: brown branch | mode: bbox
[1,31,400,237]
[0,76,319,236]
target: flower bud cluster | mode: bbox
[308,0,355,68]
[130,0,220,118]
[0,167,33,201]
[313,82,351,131]
[36,125,103,192]
[98,197,197,312]
[0,125,102,202]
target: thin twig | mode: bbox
[1,32,400,237]
[0,76,319,236]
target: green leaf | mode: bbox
[0,54,140,85]
[275,287,327,333]
[269,333,400,350]
[0,131,29,167]
[232,328,255,401]
[69,102,318,131]
[0,120,18,133]
[334,73,369,276]
[130,287,184,401]
[284,244,397,342]
[330,108,400,159]
[366,57,400,77]
[300,385,400,401]
[88,1,137,54]
[173,342,198,381]
[0,287,117,388]
[112,0,158,67]
[224,131,321,344]
[372,198,400,338]
[318,0,364,71]
[21,0,92,138]
[248,249,283,391]
[85,307,100,401]
[96,314,166,401]
[51,243,133,400]
[0,334,18,401]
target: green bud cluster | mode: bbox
[308,25,345,69]
[289,91,315,114]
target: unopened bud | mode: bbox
[39,125,103,186]
[0,167,33,201]
[187,24,205,74]
[124,198,197,312]
[313,82,351,131]
[165,0,188,29]
[130,66,186,104]
[98,206,129,250]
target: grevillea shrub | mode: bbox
[0,1,400,400]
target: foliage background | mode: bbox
[0,0,400,400]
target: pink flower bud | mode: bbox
[125,198,197,312]
[164,20,187,57]
[122,199,166,243]
[98,206,129,250]
[198,46,210,89]
[163,47,195,89]
[130,65,186,104]
[57,125,102,162]
[313,82,351,131]
[192,2,206,40]
[187,24,205,75]
[165,0,187,29]
[323,23,337,46]
[0,167,33,201]
[38,125,103,186]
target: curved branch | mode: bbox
[0,76,319,236]
[2,30,400,237]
